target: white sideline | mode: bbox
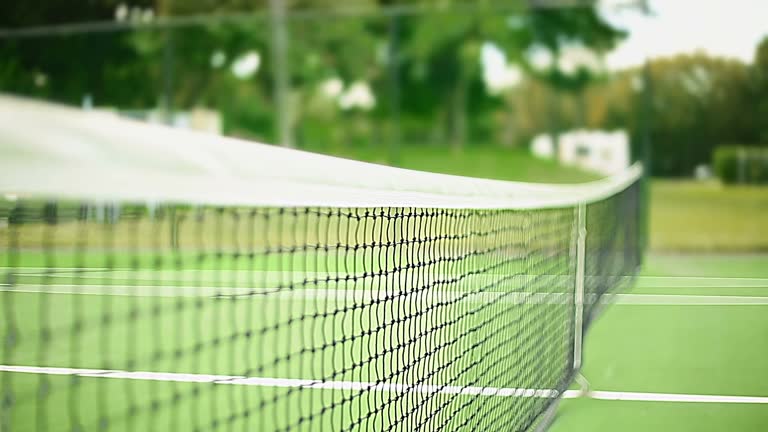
[608,294,768,305]
[635,276,768,288]
[1,365,766,404]
[581,390,768,404]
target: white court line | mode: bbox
[2,284,768,305]
[4,268,768,288]
[634,276,768,288]
[639,276,768,281]
[583,390,768,404]
[1,365,766,404]
[607,294,768,306]
[0,365,560,399]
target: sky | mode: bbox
[604,0,768,69]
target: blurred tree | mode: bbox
[389,1,625,151]
[645,54,755,175]
[0,1,159,106]
[752,36,768,144]
[509,52,758,176]
[522,6,625,154]
[0,0,625,152]
[151,0,381,145]
[0,0,151,28]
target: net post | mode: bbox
[573,202,587,372]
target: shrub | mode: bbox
[713,146,768,184]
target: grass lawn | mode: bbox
[650,180,768,252]
[304,143,600,184]
[550,253,768,432]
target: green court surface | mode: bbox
[5,251,764,431]
[1,252,575,431]
[550,254,768,432]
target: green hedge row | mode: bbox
[713,146,768,184]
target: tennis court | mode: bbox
[9,254,766,432]
[4,95,765,432]
[1,96,643,431]
[551,254,768,431]
[4,252,767,431]
[1,0,767,429]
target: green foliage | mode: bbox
[391,3,624,148]
[713,146,768,184]
[0,0,627,153]
[512,50,768,177]
[753,37,768,143]
[523,7,625,91]
[713,147,739,184]
[0,0,151,28]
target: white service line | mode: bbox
[0,365,560,399]
[1,365,766,404]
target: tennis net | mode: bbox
[0,95,643,432]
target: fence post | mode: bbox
[270,0,293,148]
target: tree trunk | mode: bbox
[450,74,468,152]
[430,107,447,146]
[387,14,401,165]
[547,89,561,161]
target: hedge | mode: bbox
[713,146,768,184]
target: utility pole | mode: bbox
[270,0,293,147]
[157,0,175,124]
[388,13,401,165]
[638,0,653,175]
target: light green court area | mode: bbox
[6,371,530,432]
[550,254,768,432]
[1,250,577,431]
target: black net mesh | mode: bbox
[1,180,641,431]
[583,181,643,326]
